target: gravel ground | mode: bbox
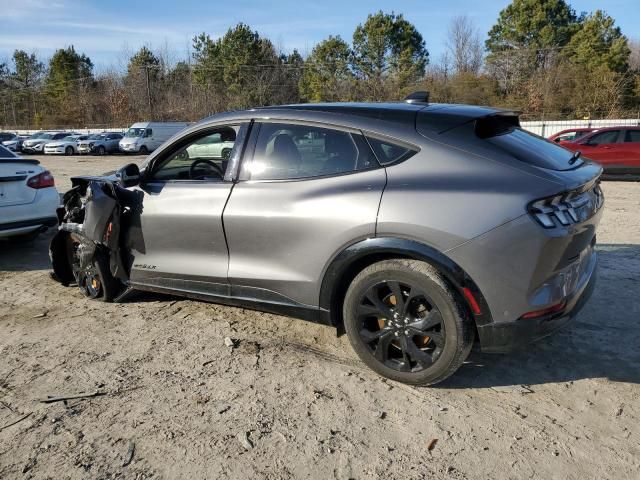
[1,155,639,479]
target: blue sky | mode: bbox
[1,0,637,72]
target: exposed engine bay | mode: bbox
[49,176,143,301]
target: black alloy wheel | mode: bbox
[343,259,475,385]
[356,280,445,372]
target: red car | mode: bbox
[561,126,640,174]
[548,127,596,144]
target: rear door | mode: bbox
[579,130,622,165]
[223,120,386,308]
[617,129,640,168]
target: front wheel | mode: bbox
[138,146,149,155]
[75,248,123,302]
[343,259,474,385]
[65,146,74,155]
[96,145,106,155]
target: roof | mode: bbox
[194,101,520,142]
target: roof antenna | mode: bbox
[404,91,430,104]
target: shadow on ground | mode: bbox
[441,243,640,388]
[0,228,55,271]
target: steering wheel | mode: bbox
[189,158,224,180]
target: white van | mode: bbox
[119,122,190,154]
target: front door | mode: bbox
[129,123,248,297]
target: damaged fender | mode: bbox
[49,175,143,301]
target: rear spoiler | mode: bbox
[417,106,522,136]
[474,112,521,139]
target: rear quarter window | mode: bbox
[366,136,417,165]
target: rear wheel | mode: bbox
[343,259,474,385]
[65,146,73,155]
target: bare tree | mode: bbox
[629,38,640,71]
[446,15,483,75]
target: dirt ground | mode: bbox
[1,154,639,479]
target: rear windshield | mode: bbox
[477,118,581,171]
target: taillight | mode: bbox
[27,170,55,189]
[528,184,603,228]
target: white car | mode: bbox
[44,134,88,155]
[185,133,235,160]
[0,145,59,239]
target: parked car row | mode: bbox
[548,126,640,174]
[1,122,190,156]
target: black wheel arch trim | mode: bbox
[319,236,493,329]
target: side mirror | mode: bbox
[115,163,140,187]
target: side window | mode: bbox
[145,129,153,138]
[150,125,239,182]
[241,123,378,181]
[624,130,640,143]
[587,130,619,145]
[555,133,576,142]
[366,136,416,165]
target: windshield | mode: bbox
[88,134,106,140]
[29,132,45,139]
[37,133,54,140]
[62,136,77,141]
[125,128,145,138]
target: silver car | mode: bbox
[77,132,123,155]
[22,132,68,154]
[50,94,603,385]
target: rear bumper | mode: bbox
[0,188,59,238]
[0,216,58,237]
[0,216,58,231]
[477,246,597,353]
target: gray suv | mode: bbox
[50,94,603,385]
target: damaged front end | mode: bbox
[49,176,143,301]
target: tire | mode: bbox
[138,146,149,155]
[65,146,73,155]
[77,249,123,302]
[96,145,106,156]
[343,259,474,386]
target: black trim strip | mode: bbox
[0,175,27,182]
[129,281,331,325]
